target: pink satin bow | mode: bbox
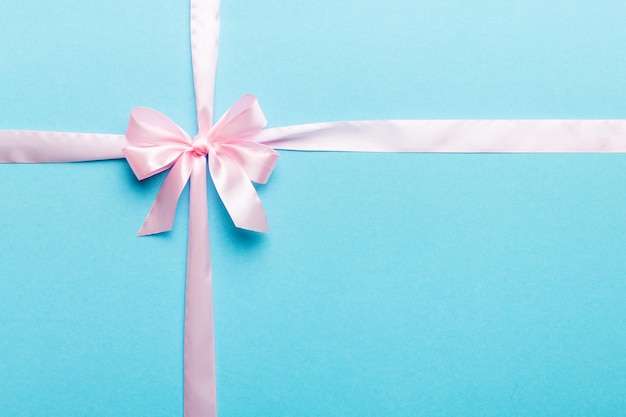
[123,94,279,235]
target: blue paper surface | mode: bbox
[1,1,626,416]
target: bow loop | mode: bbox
[126,107,191,147]
[124,107,192,180]
[208,94,268,142]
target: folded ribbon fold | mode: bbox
[123,94,279,236]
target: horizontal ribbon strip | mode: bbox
[3,119,626,165]
[0,130,125,162]
[259,119,626,152]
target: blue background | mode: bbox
[1,0,626,416]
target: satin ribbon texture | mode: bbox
[123,94,279,235]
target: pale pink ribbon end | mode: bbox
[137,216,174,236]
[232,209,270,233]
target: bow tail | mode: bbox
[184,155,217,417]
[208,148,270,233]
[137,152,195,236]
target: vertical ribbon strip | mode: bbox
[184,154,215,417]
[191,0,220,133]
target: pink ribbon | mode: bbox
[1,0,626,416]
[123,94,279,235]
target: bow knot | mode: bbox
[192,135,209,156]
[123,94,279,236]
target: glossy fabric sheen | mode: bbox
[0,0,625,417]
